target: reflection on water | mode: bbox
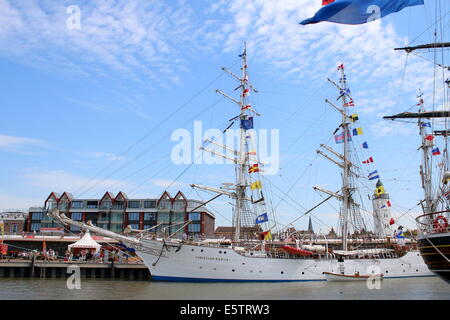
[0,277,448,300]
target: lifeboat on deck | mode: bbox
[281,245,313,256]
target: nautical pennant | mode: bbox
[242,88,250,97]
[425,135,434,141]
[362,156,374,164]
[350,113,359,122]
[432,147,441,156]
[255,213,269,224]
[444,191,450,200]
[375,180,385,195]
[260,230,272,240]
[421,122,431,128]
[242,105,251,111]
[368,170,380,181]
[300,0,425,25]
[334,130,352,144]
[344,100,355,107]
[241,117,254,130]
[362,141,369,149]
[248,164,260,173]
[246,150,256,155]
[250,181,262,190]
[352,127,363,136]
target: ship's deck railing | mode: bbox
[415,210,450,235]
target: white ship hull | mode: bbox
[135,239,435,282]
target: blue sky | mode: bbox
[0,0,449,233]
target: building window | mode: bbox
[173,201,185,210]
[10,224,18,233]
[72,201,83,208]
[144,213,156,221]
[47,202,57,209]
[130,223,140,230]
[128,201,141,209]
[189,212,201,221]
[100,200,112,209]
[110,212,123,223]
[172,212,184,223]
[58,201,69,210]
[113,201,124,210]
[128,212,140,221]
[144,200,156,208]
[188,224,201,233]
[86,201,98,209]
[157,212,170,223]
[31,212,43,220]
[72,212,82,221]
[159,200,171,210]
[30,223,41,231]
[143,223,156,230]
[70,225,80,232]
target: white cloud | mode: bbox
[0,0,199,86]
[88,152,126,162]
[0,134,48,154]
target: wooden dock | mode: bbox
[0,259,151,280]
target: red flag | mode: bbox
[242,105,251,110]
[425,135,434,141]
[389,218,395,225]
[337,64,344,70]
[322,0,335,5]
[248,164,260,173]
[242,88,250,97]
[362,157,374,164]
[387,200,392,207]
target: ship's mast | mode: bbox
[234,43,249,242]
[417,95,435,214]
[339,66,351,251]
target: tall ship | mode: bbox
[384,43,450,282]
[48,45,433,281]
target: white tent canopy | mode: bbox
[68,230,101,253]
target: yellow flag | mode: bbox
[250,181,262,190]
[264,231,272,240]
[375,185,385,196]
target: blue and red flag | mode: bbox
[300,0,424,25]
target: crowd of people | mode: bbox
[1,247,140,263]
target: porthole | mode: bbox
[224,251,227,254]
[242,263,245,265]
[219,251,222,254]
[386,270,388,273]
[191,249,194,251]
[250,253,253,256]
[232,269,235,272]
[302,272,305,275]
[281,271,284,274]
[416,269,419,272]
[259,271,262,273]
[201,249,204,252]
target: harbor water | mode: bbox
[0,276,448,300]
